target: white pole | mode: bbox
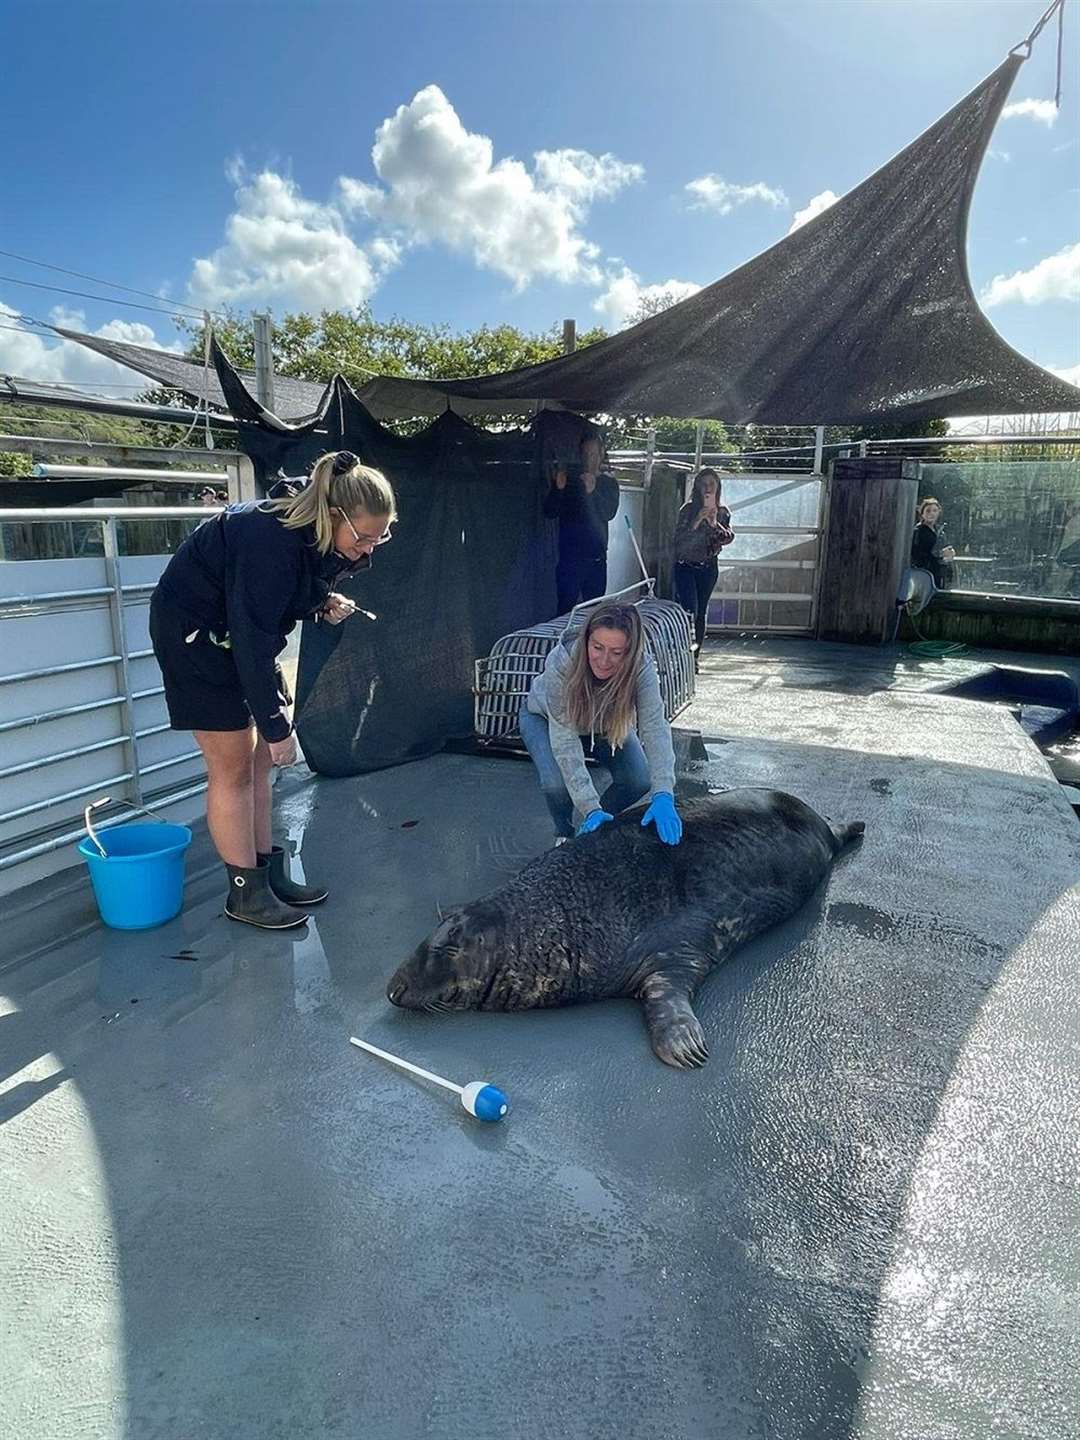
[813,425,825,475]
[348,1036,463,1095]
[643,425,657,489]
[624,513,649,583]
[253,313,276,414]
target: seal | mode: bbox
[386,790,864,1069]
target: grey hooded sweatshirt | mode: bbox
[525,637,677,817]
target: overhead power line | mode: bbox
[0,272,208,322]
[0,247,215,320]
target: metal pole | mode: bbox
[643,425,657,489]
[562,319,576,355]
[101,517,143,805]
[692,421,705,474]
[813,425,825,475]
[253,313,276,413]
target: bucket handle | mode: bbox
[84,795,171,857]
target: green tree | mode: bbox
[0,400,156,476]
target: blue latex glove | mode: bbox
[641,792,682,845]
[577,809,614,837]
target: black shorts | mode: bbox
[148,592,291,734]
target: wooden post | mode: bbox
[816,457,920,644]
[562,319,576,355]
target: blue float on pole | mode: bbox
[348,1037,509,1123]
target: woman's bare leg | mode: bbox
[252,735,274,856]
[193,727,257,867]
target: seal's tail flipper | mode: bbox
[831,819,866,849]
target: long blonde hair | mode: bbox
[561,605,646,749]
[269,450,397,555]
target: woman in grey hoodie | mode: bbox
[518,604,682,846]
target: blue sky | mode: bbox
[2,0,1077,398]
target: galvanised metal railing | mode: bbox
[0,506,213,872]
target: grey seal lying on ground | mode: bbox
[386,789,864,1068]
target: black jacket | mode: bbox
[153,480,369,740]
[911,522,950,589]
[542,469,620,561]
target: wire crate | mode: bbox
[474,595,695,742]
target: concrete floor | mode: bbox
[2,638,1078,1440]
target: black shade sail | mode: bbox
[52,54,1079,426]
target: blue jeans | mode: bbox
[518,707,651,838]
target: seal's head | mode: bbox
[386,902,504,1012]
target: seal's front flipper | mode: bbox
[640,973,709,1069]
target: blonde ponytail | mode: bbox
[269,451,397,554]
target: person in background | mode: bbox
[519,603,682,847]
[911,496,955,589]
[150,451,396,929]
[673,468,735,668]
[543,432,621,615]
[198,486,228,507]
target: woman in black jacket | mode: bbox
[673,468,735,666]
[543,433,621,614]
[911,496,956,589]
[150,450,396,929]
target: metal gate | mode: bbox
[706,471,825,634]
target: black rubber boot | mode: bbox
[258,846,329,906]
[224,863,308,929]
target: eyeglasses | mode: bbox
[335,508,392,548]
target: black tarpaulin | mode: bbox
[49,328,551,423]
[53,55,1080,426]
[221,375,581,775]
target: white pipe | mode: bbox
[30,464,230,483]
[348,1037,463,1095]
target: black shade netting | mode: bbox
[56,56,1079,426]
[213,356,589,776]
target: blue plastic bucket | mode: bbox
[78,822,192,930]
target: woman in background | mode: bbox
[673,468,735,667]
[911,496,956,589]
[543,432,621,614]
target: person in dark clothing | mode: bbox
[911,496,956,589]
[673,468,735,666]
[543,433,621,615]
[150,450,396,929]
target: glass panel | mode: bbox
[919,461,1080,600]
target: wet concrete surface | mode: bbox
[2,639,1079,1440]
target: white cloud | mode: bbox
[787,188,841,234]
[189,167,395,311]
[987,148,1011,163]
[592,268,701,330]
[685,174,787,216]
[188,88,642,309]
[1001,98,1058,126]
[980,241,1080,307]
[532,148,643,203]
[1050,361,1080,388]
[0,302,180,393]
[343,86,642,289]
